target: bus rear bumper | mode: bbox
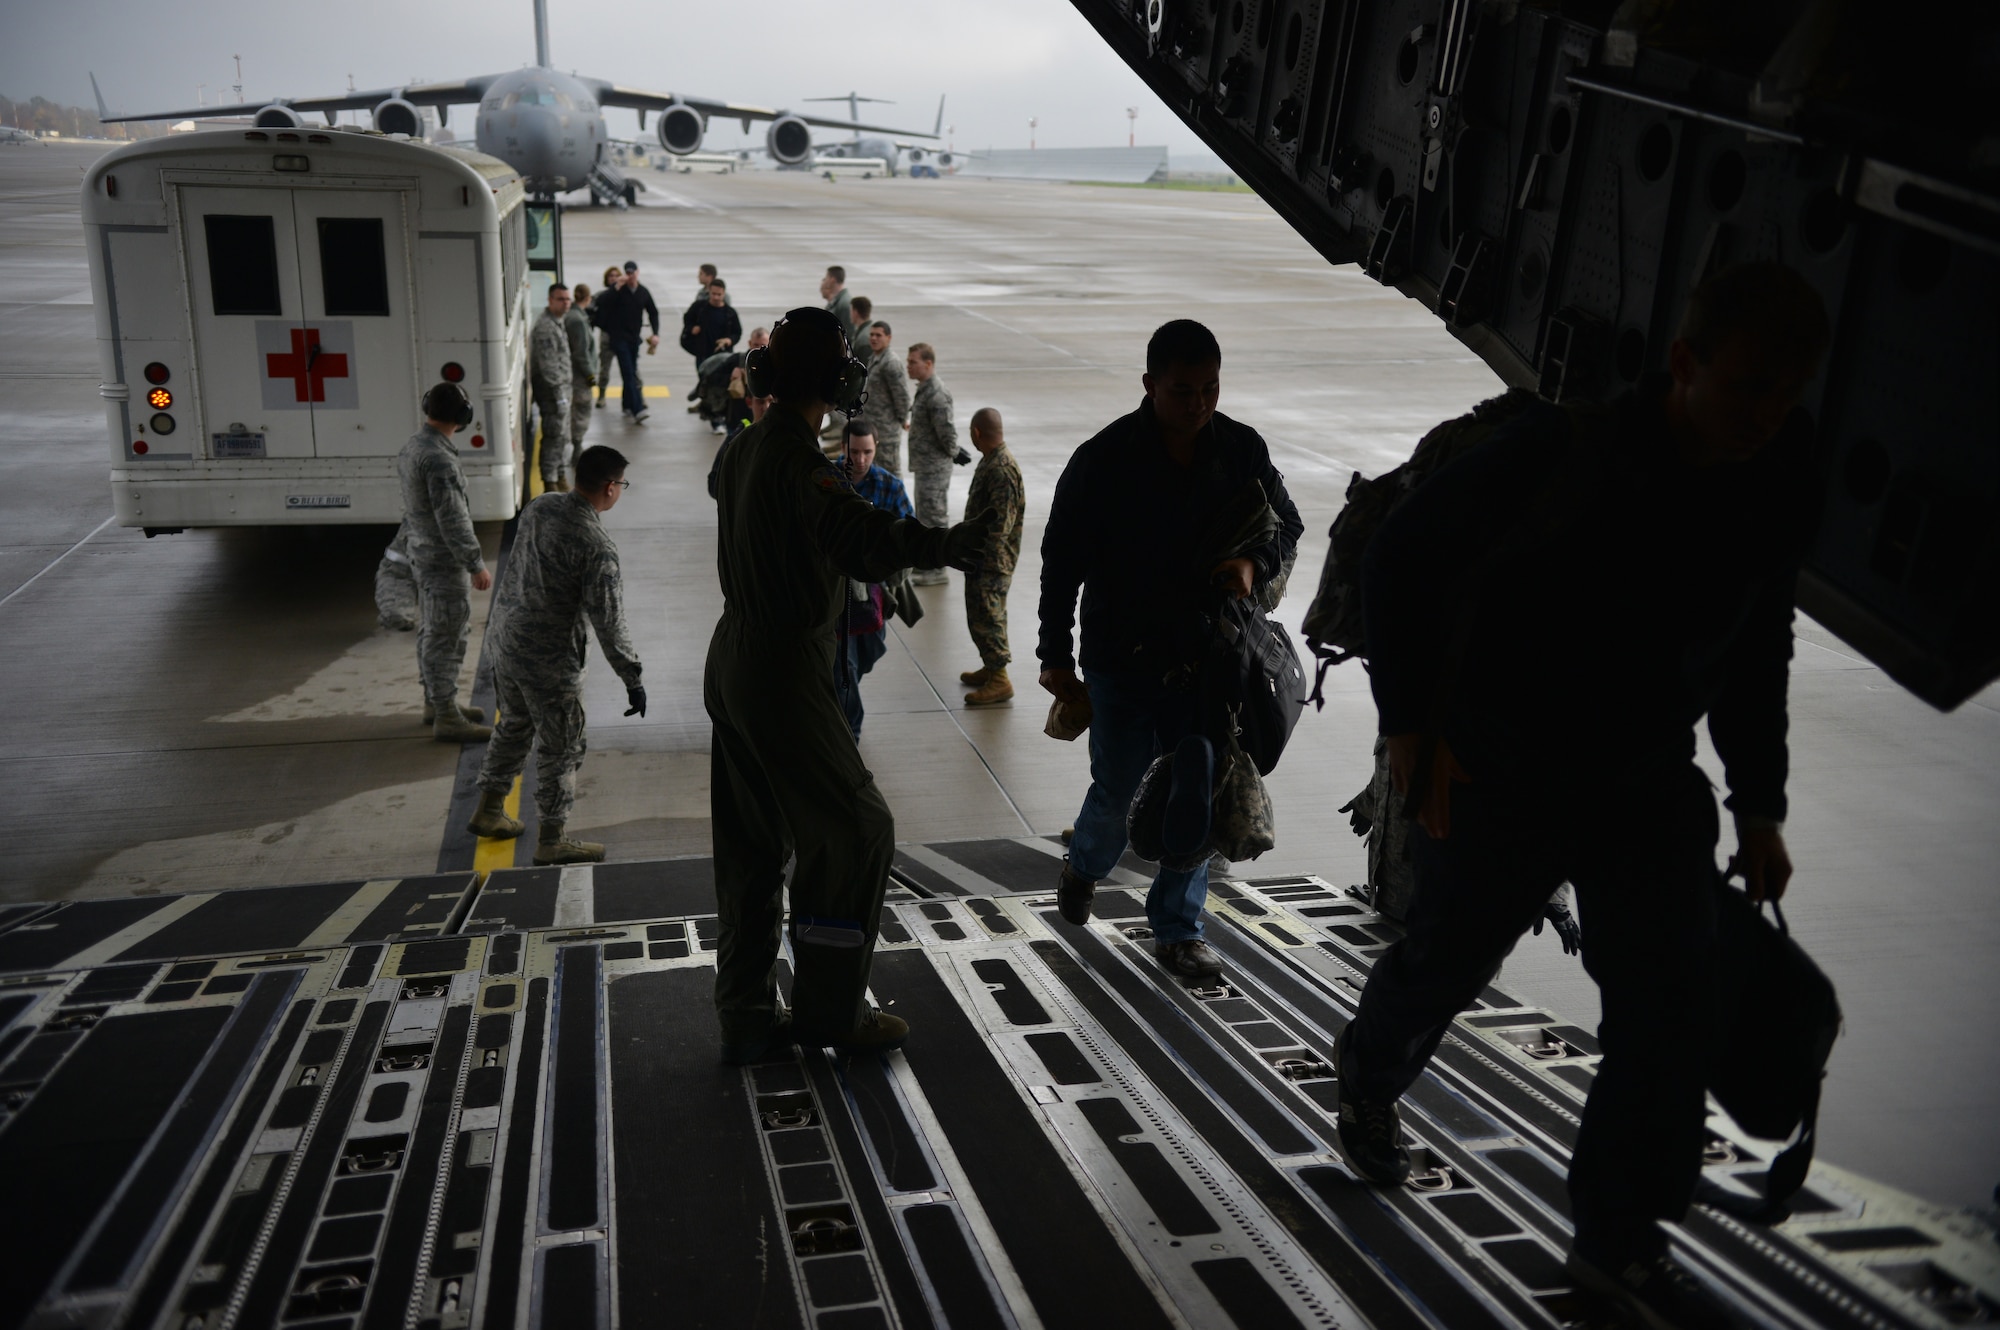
[110,463,519,527]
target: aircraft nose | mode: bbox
[519,108,564,180]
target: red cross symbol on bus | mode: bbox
[266,327,350,403]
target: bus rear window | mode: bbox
[318,217,390,316]
[204,215,282,315]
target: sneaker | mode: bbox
[796,1009,908,1054]
[1331,1024,1412,1184]
[1056,861,1096,925]
[1565,1249,1752,1330]
[1153,938,1224,978]
[633,410,649,426]
[720,1012,795,1065]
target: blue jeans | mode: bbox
[835,628,887,739]
[609,336,644,416]
[1066,669,1209,943]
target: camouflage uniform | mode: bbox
[862,347,911,475]
[826,286,851,330]
[397,424,487,715]
[907,375,958,557]
[374,521,418,631]
[476,490,642,826]
[963,443,1025,669]
[563,304,596,449]
[529,309,571,487]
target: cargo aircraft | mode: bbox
[805,92,955,177]
[94,0,932,203]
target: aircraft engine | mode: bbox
[765,114,813,166]
[372,98,421,137]
[252,104,305,129]
[657,102,704,155]
[908,147,926,163]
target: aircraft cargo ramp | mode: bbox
[3,841,1992,1330]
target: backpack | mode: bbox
[1705,877,1842,1219]
[1300,388,1543,701]
[1205,594,1308,776]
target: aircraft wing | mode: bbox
[98,78,490,123]
[593,84,934,138]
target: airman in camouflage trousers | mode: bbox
[374,522,418,631]
[530,285,574,490]
[469,445,644,866]
[565,285,598,451]
[861,320,911,475]
[961,408,1026,706]
[397,392,493,743]
[905,344,962,585]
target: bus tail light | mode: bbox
[144,362,170,384]
[441,362,465,383]
[469,434,486,448]
[133,440,148,455]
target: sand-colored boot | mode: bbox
[423,699,487,725]
[959,665,995,687]
[533,821,604,865]
[466,789,525,840]
[432,707,492,743]
[965,669,1014,707]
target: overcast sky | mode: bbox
[7,0,1220,158]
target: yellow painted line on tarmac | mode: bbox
[473,776,525,873]
[641,385,673,398]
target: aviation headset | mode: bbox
[421,381,476,430]
[744,307,869,415]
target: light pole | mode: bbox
[1127,106,1138,147]
[1028,116,1037,151]
[232,55,243,104]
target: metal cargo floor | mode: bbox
[1,837,1992,1330]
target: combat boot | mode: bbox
[422,699,488,725]
[433,710,493,743]
[533,821,604,865]
[554,476,572,493]
[965,669,1013,707]
[959,665,995,687]
[797,1009,908,1054]
[466,789,524,840]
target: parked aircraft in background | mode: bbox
[806,92,954,177]
[93,0,931,204]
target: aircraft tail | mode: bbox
[934,94,946,136]
[89,71,111,121]
[533,0,550,67]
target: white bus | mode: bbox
[81,127,533,532]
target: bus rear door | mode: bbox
[178,187,314,460]
[292,188,417,457]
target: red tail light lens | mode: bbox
[469,434,486,448]
[144,362,170,385]
[133,440,149,455]
[441,362,465,383]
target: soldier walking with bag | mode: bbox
[1330,264,1832,1330]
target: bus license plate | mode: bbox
[212,432,267,459]
[286,494,351,509]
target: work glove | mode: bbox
[953,448,973,466]
[1533,891,1582,956]
[624,684,647,718]
[940,507,995,572]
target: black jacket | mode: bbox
[591,282,659,340]
[1039,399,1303,677]
[681,299,743,360]
[1361,378,1821,820]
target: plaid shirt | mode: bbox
[851,464,914,519]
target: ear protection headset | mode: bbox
[745,306,869,415]
[421,381,476,429]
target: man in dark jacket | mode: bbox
[1334,263,1830,1330]
[591,262,660,423]
[1038,319,1302,978]
[681,278,743,365]
[706,307,988,1062]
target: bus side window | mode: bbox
[204,215,283,316]
[318,217,390,316]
